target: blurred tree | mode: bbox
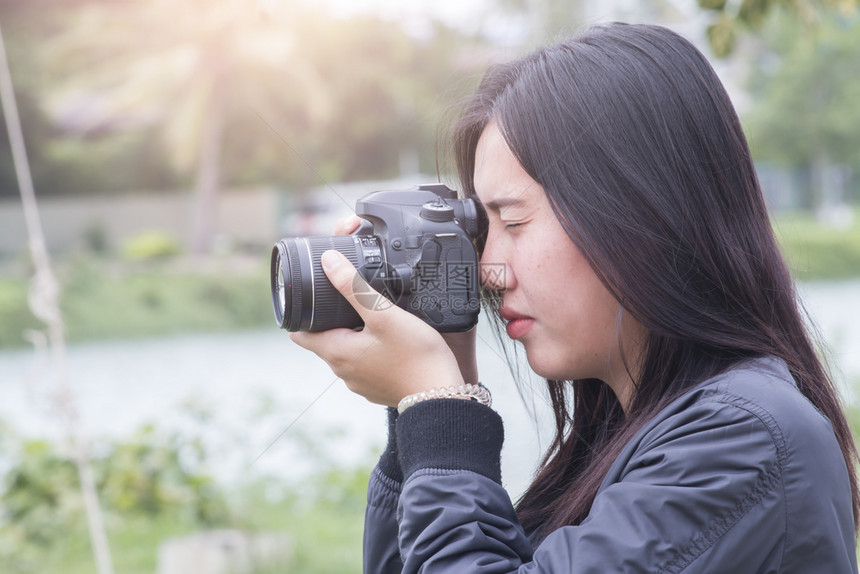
[743,10,860,208]
[0,0,189,198]
[0,0,57,199]
[32,0,482,251]
[698,0,859,56]
[41,0,332,253]
[287,16,480,184]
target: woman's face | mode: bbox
[473,122,644,403]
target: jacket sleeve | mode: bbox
[363,407,405,574]
[393,396,790,573]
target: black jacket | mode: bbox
[363,357,858,573]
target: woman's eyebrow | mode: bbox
[482,196,527,211]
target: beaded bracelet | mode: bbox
[397,383,492,414]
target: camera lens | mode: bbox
[275,251,287,316]
[270,235,366,331]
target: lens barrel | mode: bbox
[271,235,366,331]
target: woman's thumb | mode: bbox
[321,250,351,291]
[321,250,391,317]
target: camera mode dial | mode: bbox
[420,200,455,222]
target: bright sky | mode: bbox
[314,0,536,47]
[269,0,742,103]
[307,0,533,48]
[307,0,708,48]
[317,0,494,25]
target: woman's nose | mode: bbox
[480,253,513,291]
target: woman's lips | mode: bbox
[505,317,534,339]
[500,307,534,339]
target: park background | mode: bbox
[1,0,860,572]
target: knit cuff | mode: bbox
[396,398,504,484]
[376,406,404,484]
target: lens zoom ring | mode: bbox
[307,236,363,330]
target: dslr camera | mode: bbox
[270,183,486,332]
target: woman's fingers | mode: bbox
[288,249,386,356]
[288,238,470,406]
[289,324,376,375]
[319,250,390,326]
[334,214,362,236]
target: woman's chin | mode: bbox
[524,345,599,382]
[524,348,569,381]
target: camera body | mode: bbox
[271,183,485,332]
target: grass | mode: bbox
[0,254,273,348]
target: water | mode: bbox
[0,320,553,499]
[1,280,858,500]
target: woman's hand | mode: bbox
[332,214,479,387]
[288,215,477,406]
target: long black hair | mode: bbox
[452,22,859,538]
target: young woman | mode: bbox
[291,22,859,572]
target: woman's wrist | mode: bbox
[395,398,504,484]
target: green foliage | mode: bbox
[121,231,182,261]
[744,10,860,169]
[0,425,231,573]
[698,0,859,56]
[97,425,228,524]
[0,399,374,574]
[0,440,81,548]
[773,209,860,280]
[706,12,737,57]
